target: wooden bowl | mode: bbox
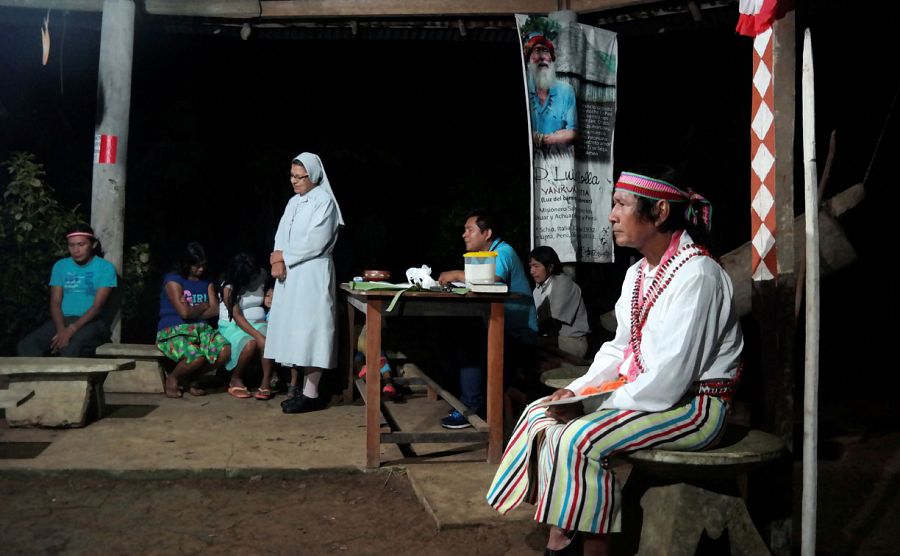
[363,269,391,281]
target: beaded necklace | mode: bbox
[621,232,711,381]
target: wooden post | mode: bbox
[800,28,819,556]
[343,299,356,403]
[486,302,505,464]
[749,10,795,555]
[365,299,383,468]
[90,0,135,341]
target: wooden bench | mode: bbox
[95,343,167,393]
[0,357,135,427]
[621,427,786,556]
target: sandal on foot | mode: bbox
[382,384,401,400]
[228,385,252,399]
[255,387,273,400]
[358,357,389,379]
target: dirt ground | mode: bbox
[790,407,900,555]
[0,471,544,556]
[1,435,898,555]
[0,396,896,556]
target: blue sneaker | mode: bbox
[441,409,472,429]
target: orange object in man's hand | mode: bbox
[579,376,628,396]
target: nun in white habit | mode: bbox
[267,152,345,413]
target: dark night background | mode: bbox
[1,1,898,409]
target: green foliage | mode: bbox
[1,152,81,246]
[0,152,83,354]
[122,243,152,320]
[121,242,156,343]
[519,16,561,43]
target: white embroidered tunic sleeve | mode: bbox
[566,233,743,412]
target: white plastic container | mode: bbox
[464,251,498,284]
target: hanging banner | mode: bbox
[517,14,618,263]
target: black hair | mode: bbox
[529,245,563,275]
[175,241,207,278]
[465,208,501,239]
[65,223,104,257]
[627,164,710,247]
[220,252,259,322]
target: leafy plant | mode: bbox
[519,16,561,44]
[121,242,157,343]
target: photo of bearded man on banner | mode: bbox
[524,23,578,156]
[517,14,618,264]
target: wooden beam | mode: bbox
[569,0,660,13]
[753,13,796,556]
[145,0,261,18]
[365,298,383,468]
[2,0,676,17]
[0,0,710,19]
[260,0,558,18]
[772,14,797,279]
[0,0,102,11]
[381,431,487,444]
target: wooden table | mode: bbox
[341,284,509,468]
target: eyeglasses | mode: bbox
[290,173,309,181]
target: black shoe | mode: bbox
[282,394,327,414]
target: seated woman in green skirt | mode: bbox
[156,242,230,398]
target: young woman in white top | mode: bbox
[218,253,273,399]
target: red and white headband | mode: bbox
[615,172,713,232]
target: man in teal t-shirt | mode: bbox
[18,227,118,357]
[50,257,117,317]
[437,209,538,429]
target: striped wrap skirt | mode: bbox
[486,394,728,533]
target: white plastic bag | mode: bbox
[405,265,438,290]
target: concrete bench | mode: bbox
[621,427,786,556]
[0,388,34,409]
[0,357,135,427]
[539,365,589,390]
[95,343,167,393]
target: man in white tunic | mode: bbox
[487,167,742,555]
[266,152,344,414]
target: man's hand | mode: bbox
[544,388,582,423]
[50,325,76,353]
[438,270,464,286]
